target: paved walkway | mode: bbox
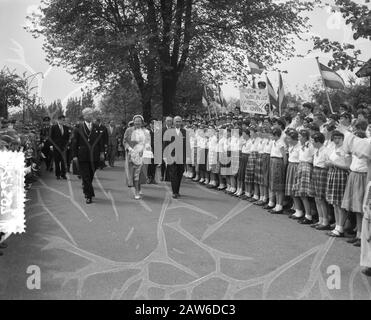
[0,161,370,300]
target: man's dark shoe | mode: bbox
[86,198,92,204]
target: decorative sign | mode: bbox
[0,151,25,239]
[240,88,269,115]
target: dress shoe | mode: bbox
[353,239,361,247]
[86,198,92,204]
[262,204,274,210]
[248,198,258,203]
[270,210,284,215]
[298,218,313,225]
[256,201,268,207]
[310,222,321,228]
[284,209,295,215]
[289,214,304,220]
[316,224,332,231]
[361,268,371,277]
[346,237,358,244]
[172,194,178,199]
[327,230,344,238]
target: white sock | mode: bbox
[318,217,323,224]
[246,192,252,198]
[275,204,283,211]
[338,225,344,233]
[253,194,259,200]
[322,218,329,226]
[268,201,275,207]
[305,214,312,220]
[294,210,304,218]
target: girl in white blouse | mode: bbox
[325,130,352,238]
[293,129,315,224]
[311,132,331,230]
[267,127,287,213]
[341,130,369,247]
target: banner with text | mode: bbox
[240,88,269,115]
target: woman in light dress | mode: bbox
[123,115,152,200]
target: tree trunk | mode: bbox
[162,71,178,117]
[0,97,8,119]
[142,95,152,123]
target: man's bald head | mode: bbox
[174,116,182,128]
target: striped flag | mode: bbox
[318,62,345,89]
[247,57,265,74]
[277,72,287,116]
[265,75,278,108]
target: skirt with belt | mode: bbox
[220,150,232,176]
[326,166,349,206]
[269,157,285,192]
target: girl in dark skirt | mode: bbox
[325,130,352,237]
[285,130,303,219]
[341,130,369,246]
[312,132,331,230]
[267,127,287,214]
[207,127,219,188]
[255,127,272,205]
[235,129,249,196]
[245,126,258,201]
[293,129,315,224]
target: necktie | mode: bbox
[60,125,64,135]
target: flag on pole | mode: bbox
[265,75,278,108]
[247,57,265,74]
[277,72,287,116]
[214,84,228,112]
[318,62,345,90]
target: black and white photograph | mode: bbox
[0,0,371,306]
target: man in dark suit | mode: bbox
[39,116,53,172]
[96,118,108,170]
[50,115,70,180]
[163,116,191,199]
[72,108,105,204]
[107,119,118,167]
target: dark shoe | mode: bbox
[353,239,361,247]
[61,176,67,180]
[346,237,358,244]
[361,268,371,277]
[298,218,313,225]
[86,198,92,204]
[254,201,264,206]
[270,210,284,215]
[310,222,321,228]
[327,230,344,238]
[263,204,275,210]
[248,198,258,203]
[285,209,295,215]
[172,194,178,199]
[56,176,61,180]
[316,224,332,231]
[289,214,303,220]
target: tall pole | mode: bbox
[315,57,334,114]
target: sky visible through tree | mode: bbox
[0,0,370,107]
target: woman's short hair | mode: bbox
[272,127,282,137]
[354,130,366,139]
[286,130,299,141]
[311,132,325,144]
[331,130,344,140]
[133,115,144,122]
[299,129,310,140]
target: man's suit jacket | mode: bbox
[72,123,104,162]
[97,124,108,146]
[50,124,70,151]
[163,128,190,165]
[107,125,118,146]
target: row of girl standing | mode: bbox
[185,123,369,243]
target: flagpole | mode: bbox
[278,71,282,117]
[265,72,272,117]
[315,57,334,114]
